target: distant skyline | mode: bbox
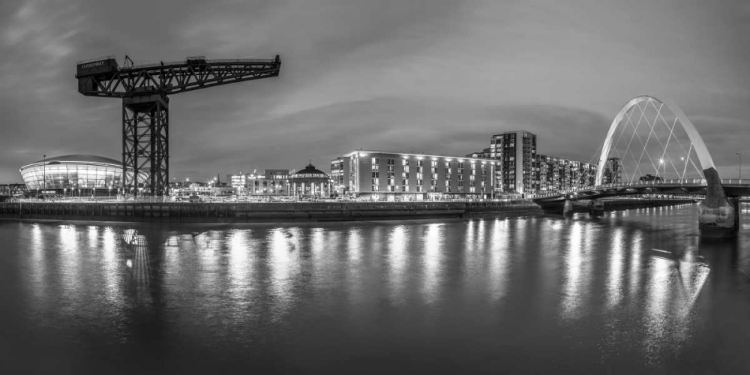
[1,0,749,183]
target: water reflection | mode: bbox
[607,227,625,308]
[268,228,300,321]
[101,226,121,308]
[7,205,750,373]
[561,221,585,321]
[58,225,81,308]
[388,225,409,305]
[486,218,511,303]
[228,229,252,292]
[422,223,443,305]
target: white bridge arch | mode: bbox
[595,95,716,186]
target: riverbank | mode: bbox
[563,197,697,213]
[0,199,696,224]
[0,201,545,223]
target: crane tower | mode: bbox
[75,54,281,197]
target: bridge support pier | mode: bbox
[698,168,739,237]
[588,199,604,217]
[562,199,574,217]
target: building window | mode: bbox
[372,171,379,178]
[402,159,409,166]
[402,172,409,180]
[372,157,379,165]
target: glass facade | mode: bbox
[20,156,146,192]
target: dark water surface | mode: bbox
[1,204,749,374]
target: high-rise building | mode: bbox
[489,131,537,195]
[603,157,622,185]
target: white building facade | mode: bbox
[341,150,497,200]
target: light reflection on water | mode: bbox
[3,204,750,373]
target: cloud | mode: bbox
[0,0,749,183]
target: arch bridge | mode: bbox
[534,95,747,236]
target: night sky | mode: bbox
[1,0,748,183]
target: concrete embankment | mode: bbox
[0,201,543,223]
[564,198,696,213]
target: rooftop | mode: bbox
[24,155,121,167]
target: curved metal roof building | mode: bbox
[20,155,146,191]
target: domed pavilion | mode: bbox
[290,163,331,197]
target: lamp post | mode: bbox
[737,152,742,180]
[42,154,46,192]
[658,159,665,180]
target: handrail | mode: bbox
[77,55,116,64]
[119,58,278,72]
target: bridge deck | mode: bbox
[534,179,750,202]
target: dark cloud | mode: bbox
[0,0,748,183]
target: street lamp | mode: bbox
[42,154,46,192]
[737,152,742,180]
[658,158,665,179]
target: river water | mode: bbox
[1,204,749,374]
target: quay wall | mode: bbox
[0,199,695,224]
[0,201,542,223]
[566,198,696,213]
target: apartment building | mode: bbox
[339,150,497,200]
[489,130,537,195]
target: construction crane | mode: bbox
[75,54,281,197]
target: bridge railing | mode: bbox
[594,179,708,189]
